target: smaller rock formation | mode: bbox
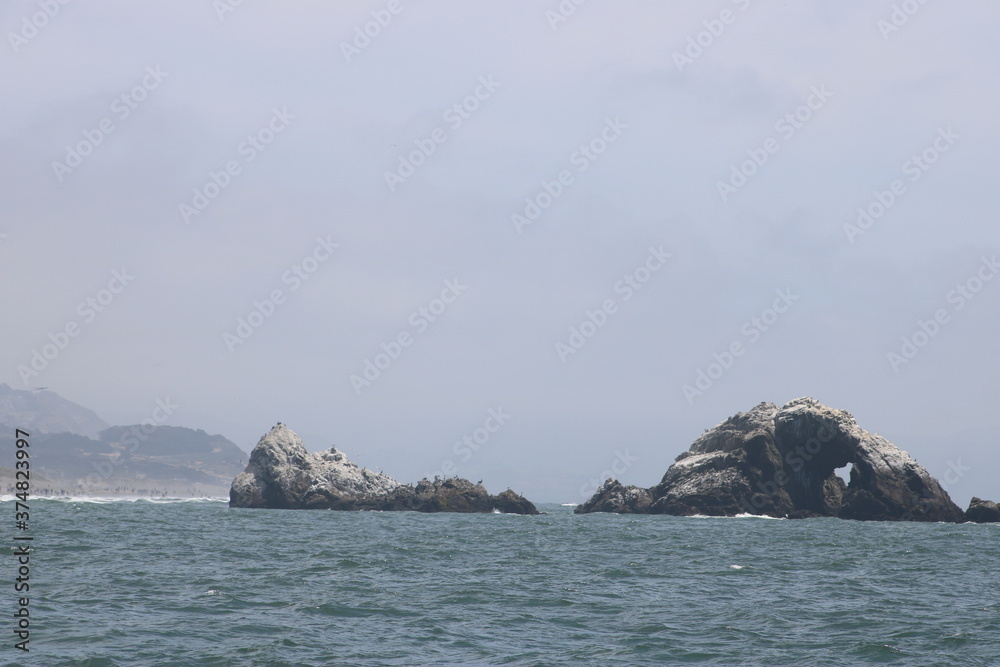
[491,488,542,515]
[406,477,516,513]
[230,423,538,514]
[576,480,653,514]
[965,497,1000,523]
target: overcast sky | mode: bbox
[3,0,998,505]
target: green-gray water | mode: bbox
[8,499,1000,665]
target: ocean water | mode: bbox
[5,498,999,666]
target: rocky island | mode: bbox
[230,423,538,514]
[965,497,1000,523]
[577,397,995,522]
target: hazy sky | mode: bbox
[3,1,998,504]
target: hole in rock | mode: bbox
[834,464,853,485]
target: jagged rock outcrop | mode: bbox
[491,488,542,515]
[965,497,1000,523]
[576,398,965,522]
[230,423,538,514]
[575,480,654,514]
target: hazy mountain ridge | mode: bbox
[0,384,244,495]
[0,383,110,438]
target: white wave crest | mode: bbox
[0,495,227,504]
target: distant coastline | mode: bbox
[1,476,231,499]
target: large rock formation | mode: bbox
[577,398,966,522]
[230,423,538,514]
[965,497,1000,523]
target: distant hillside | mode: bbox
[0,385,245,496]
[0,383,109,438]
[99,424,240,458]
[0,426,246,495]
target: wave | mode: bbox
[686,513,786,520]
[0,495,228,504]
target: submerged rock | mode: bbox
[965,497,1000,523]
[230,423,538,514]
[576,398,965,522]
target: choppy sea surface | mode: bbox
[3,497,999,666]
